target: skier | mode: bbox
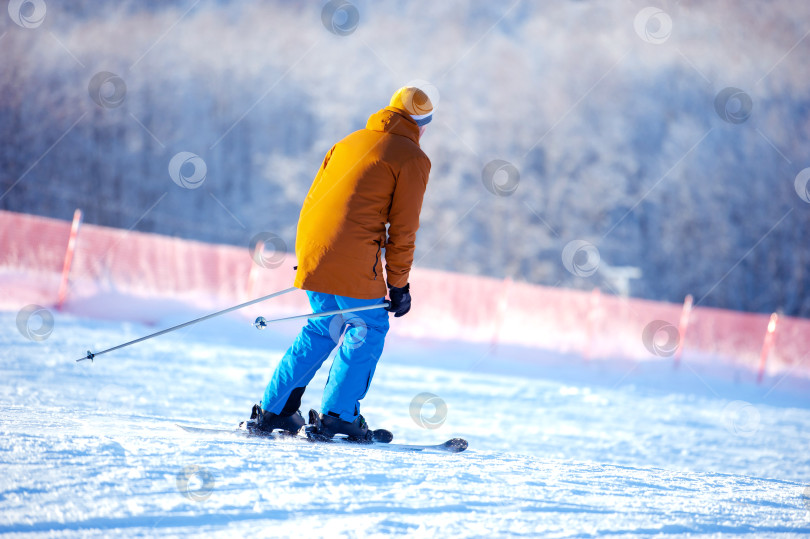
[246,86,433,441]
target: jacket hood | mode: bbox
[365,107,420,145]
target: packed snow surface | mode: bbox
[1,309,809,537]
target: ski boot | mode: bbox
[304,409,393,444]
[241,404,305,436]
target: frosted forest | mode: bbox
[2,0,809,316]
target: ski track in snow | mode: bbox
[1,311,810,537]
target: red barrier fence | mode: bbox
[1,209,808,380]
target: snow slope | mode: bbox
[1,309,809,537]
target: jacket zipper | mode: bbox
[372,239,381,280]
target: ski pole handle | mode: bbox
[253,302,391,329]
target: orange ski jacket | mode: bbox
[293,107,431,299]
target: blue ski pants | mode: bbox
[261,291,390,422]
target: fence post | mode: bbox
[673,294,693,369]
[245,242,264,299]
[757,313,779,384]
[56,209,83,310]
[489,277,512,355]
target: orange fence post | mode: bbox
[56,209,83,310]
[673,294,693,369]
[489,277,512,355]
[757,312,779,384]
[245,242,264,300]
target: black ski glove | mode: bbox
[386,283,411,317]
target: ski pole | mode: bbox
[77,286,298,362]
[253,302,390,329]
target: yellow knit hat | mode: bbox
[389,86,433,126]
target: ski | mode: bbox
[176,423,468,453]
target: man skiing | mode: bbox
[247,86,433,441]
